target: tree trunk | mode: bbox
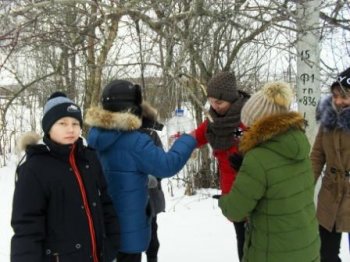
[296,0,321,145]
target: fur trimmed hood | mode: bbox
[141,102,158,122]
[317,95,350,131]
[85,107,142,131]
[16,131,42,152]
[239,111,307,156]
[140,102,164,131]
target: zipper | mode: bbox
[69,144,99,262]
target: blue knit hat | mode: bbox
[42,92,82,134]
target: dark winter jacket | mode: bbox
[85,107,196,253]
[311,95,350,232]
[219,112,320,262]
[11,133,120,262]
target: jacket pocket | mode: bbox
[45,240,84,262]
[321,174,336,192]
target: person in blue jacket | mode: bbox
[85,79,197,262]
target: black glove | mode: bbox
[229,153,243,171]
[212,194,221,200]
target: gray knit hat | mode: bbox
[42,92,82,134]
[207,71,239,102]
[241,81,293,127]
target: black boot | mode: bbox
[147,258,157,262]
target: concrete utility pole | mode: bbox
[296,0,321,146]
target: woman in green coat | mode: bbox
[219,81,320,262]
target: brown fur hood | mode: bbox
[239,111,306,154]
[85,106,142,131]
[16,131,42,152]
[16,132,88,153]
[141,102,158,122]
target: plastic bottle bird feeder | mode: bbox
[166,108,195,148]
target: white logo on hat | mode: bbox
[338,76,346,82]
[67,104,80,112]
[338,76,350,86]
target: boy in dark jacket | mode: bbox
[11,92,120,262]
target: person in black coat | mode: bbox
[140,102,166,262]
[11,92,120,262]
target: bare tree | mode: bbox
[0,0,349,183]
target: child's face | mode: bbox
[208,97,231,115]
[49,117,81,145]
[332,88,350,110]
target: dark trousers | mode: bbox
[146,216,159,261]
[116,252,142,262]
[319,225,342,262]
[233,221,246,262]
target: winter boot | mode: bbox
[147,258,158,262]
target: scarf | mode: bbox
[206,95,247,150]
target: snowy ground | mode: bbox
[1,158,350,261]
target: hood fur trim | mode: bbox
[239,112,305,154]
[16,131,41,152]
[317,95,350,131]
[85,107,142,131]
[141,101,158,122]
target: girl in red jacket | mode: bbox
[194,71,249,261]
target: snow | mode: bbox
[1,158,350,262]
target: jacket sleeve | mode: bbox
[194,120,208,147]
[219,151,266,222]
[11,165,46,262]
[310,127,326,182]
[133,133,196,178]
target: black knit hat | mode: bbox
[207,71,239,102]
[42,92,82,134]
[331,67,350,93]
[101,79,142,116]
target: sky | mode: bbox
[1,156,350,262]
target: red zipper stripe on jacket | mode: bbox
[69,144,99,262]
